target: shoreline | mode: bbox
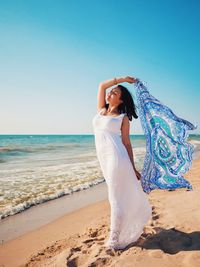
[0,181,108,243]
[0,198,111,267]
[0,157,200,267]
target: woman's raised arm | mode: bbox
[97,77,126,111]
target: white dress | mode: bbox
[92,107,152,249]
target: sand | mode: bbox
[0,158,200,267]
[0,182,108,243]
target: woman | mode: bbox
[92,76,152,250]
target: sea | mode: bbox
[0,134,200,220]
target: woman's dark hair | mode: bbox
[105,84,138,121]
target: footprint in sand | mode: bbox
[66,223,125,267]
[66,225,106,266]
[87,256,112,267]
[150,205,161,225]
[66,255,79,267]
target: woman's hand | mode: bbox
[124,76,137,84]
[134,169,141,180]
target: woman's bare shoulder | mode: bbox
[123,114,129,121]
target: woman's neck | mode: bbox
[107,105,119,114]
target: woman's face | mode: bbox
[106,87,122,105]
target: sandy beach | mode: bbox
[0,157,200,267]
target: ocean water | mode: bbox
[0,134,200,220]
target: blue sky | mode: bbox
[0,0,199,134]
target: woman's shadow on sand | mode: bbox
[127,227,200,254]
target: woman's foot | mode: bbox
[104,230,123,250]
[104,240,123,250]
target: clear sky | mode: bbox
[0,0,199,134]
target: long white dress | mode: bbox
[92,107,152,249]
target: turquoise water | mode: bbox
[0,134,199,220]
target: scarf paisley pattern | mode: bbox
[134,79,197,193]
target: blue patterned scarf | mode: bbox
[134,79,197,193]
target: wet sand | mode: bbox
[0,158,200,267]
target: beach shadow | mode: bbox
[133,227,200,254]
